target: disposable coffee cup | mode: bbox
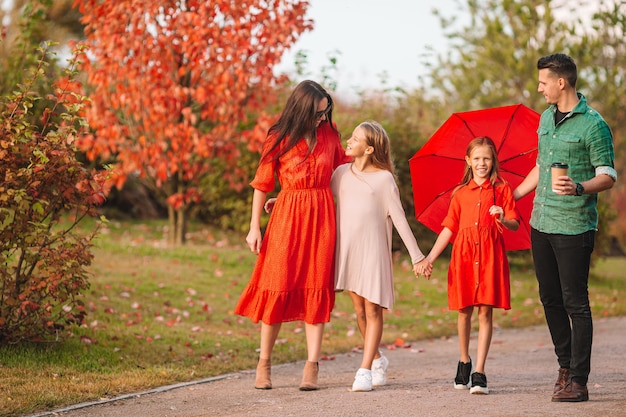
[551,162,569,193]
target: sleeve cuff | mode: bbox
[596,166,617,182]
[411,253,426,264]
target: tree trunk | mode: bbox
[167,205,187,246]
[175,206,186,246]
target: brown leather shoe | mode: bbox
[553,367,570,394]
[552,381,589,402]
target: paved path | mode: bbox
[32,316,626,417]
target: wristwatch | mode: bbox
[575,182,585,196]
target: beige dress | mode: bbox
[331,163,425,309]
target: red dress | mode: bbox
[442,179,519,311]
[235,123,350,324]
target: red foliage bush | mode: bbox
[0,43,107,343]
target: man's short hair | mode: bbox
[537,53,578,88]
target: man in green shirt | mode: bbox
[514,53,616,403]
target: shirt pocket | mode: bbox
[557,133,584,166]
[537,128,550,157]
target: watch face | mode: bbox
[576,183,584,195]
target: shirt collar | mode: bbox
[549,92,588,116]
[467,179,493,190]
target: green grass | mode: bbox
[1,219,626,416]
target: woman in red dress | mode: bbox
[425,137,520,395]
[235,80,350,391]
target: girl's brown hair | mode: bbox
[461,136,501,186]
[358,121,395,175]
[264,80,338,161]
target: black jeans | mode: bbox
[531,228,595,386]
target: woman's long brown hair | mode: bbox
[263,80,338,161]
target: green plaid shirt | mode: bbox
[530,93,615,235]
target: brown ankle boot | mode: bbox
[255,358,272,389]
[553,367,570,394]
[552,381,589,402]
[299,360,319,391]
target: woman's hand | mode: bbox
[246,228,263,254]
[264,198,277,214]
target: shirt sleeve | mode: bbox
[500,183,519,222]
[596,166,617,181]
[386,173,425,264]
[330,164,346,197]
[442,190,461,234]
[320,123,352,169]
[249,135,278,192]
[587,118,615,172]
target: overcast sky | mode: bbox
[274,0,605,99]
[274,0,460,96]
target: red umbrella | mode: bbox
[409,104,539,251]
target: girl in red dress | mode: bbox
[425,136,519,395]
[234,80,350,391]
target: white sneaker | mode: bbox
[371,353,389,386]
[351,368,373,392]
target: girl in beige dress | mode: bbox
[331,121,432,392]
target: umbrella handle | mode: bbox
[491,185,504,233]
[493,216,504,234]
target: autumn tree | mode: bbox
[74,0,312,245]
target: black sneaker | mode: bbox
[470,372,489,394]
[454,360,472,389]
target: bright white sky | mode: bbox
[275,0,460,97]
[275,0,605,100]
[2,0,603,99]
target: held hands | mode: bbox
[414,258,433,280]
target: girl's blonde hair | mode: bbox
[461,136,501,186]
[358,121,395,174]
